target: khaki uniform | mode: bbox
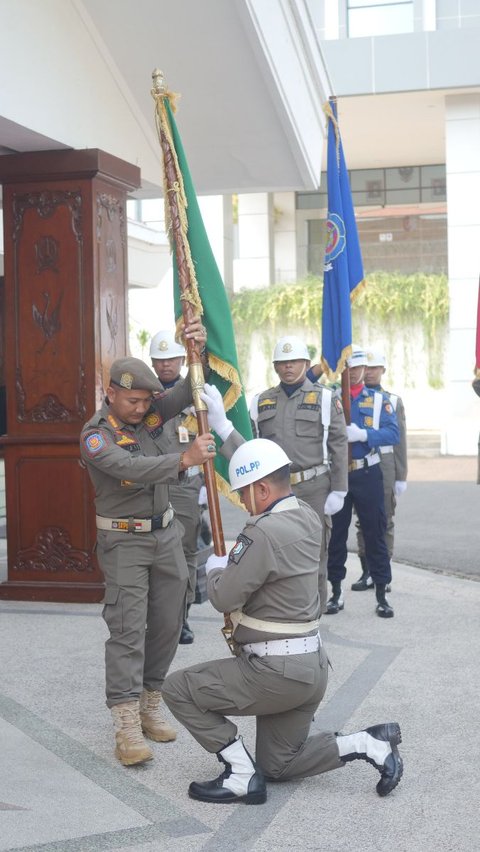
[356,388,407,559]
[162,492,343,780]
[156,407,203,606]
[253,379,348,610]
[80,379,193,708]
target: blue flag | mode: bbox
[321,98,364,379]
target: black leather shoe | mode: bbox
[326,594,344,614]
[376,601,394,618]
[188,769,267,804]
[365,722,403,796]
[179,621,194,644]
[351,573,374,591]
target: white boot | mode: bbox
[337,722,403,796]
[139,690,176,742]
[111,701,153,766]
[188,737,267,804]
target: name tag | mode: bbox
[178,425,190,443]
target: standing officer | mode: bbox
[80,331,216,767]
[326,347,399,618]
[162,436,403,805]
[251,335,348,611]
[353,349,408,591]
[150,329,206,644]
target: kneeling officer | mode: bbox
[162,413,403,805]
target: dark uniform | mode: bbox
[327,386,399,615]
[356,385,407,565]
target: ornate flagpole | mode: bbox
[151,68,226,558]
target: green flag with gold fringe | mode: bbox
[154,91,253,501]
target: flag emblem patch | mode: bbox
[85,432,106,455]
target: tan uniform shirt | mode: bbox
[255,379,348,492]
[80,379,193,518]
[207,495,323,646]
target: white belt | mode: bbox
[242,633,321,657]
[349,453,381,472]
[381,446,394,454]
[290,464,328,485]
[186,465,201,477]
[96,505,174,533]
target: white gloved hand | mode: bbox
[198,485,208,506]
[324,490,347,516]
[346,423,368,443]
[199,383,234,441]
[394,480,407,497]
[205,553,229,575]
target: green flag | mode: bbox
[154,91,253,501]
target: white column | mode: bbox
[234,193,274,291]
[273,192,297,284]
[445,94,480,455]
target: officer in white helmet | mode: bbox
[249,334,348,613]
[352,349,408,592]
[150,329,211,644]
[162,428,403,805]
[326,346,399,618]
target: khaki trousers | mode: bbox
[98,518,188,707]
[162,644,343,781]
[169,475,202,606]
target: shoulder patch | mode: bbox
[384,402,393,414]
[229,533,253,564]
[83,431,107,456]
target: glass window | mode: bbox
[385,166,419,189]
[421,165,446,202]
[348,1,414,38]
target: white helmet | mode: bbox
[347,345,368,368]
[366,349,387,368]
[229,439,291,490]
[149,330,186,359]
[272,335,310,362]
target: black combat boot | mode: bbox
[337,722,403,796]
[375,584,394,618]
[188,737,267,804]
[325,581,344,614]
[351,555,374,591]
[179,604,194,644]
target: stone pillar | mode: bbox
[0,149,140,600]
[444,95,480,455]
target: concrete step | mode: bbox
[407,430,441,457]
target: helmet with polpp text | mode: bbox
[228,439,291,491]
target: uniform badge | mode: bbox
[159,340,169,351]
[84,432,106,455]
[258,398,277,412]
[282,343,293,353]
[303,392,319,405]
[229,533,253,564]
[119,372,134,389]
[107,414,119,428]
[364,416,373,427]
[384,402,393,414]
[115,434,137,446]
[145,413,161,428]
[334,398,343,414]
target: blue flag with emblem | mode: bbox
[321,98,365,380]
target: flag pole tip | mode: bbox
[152,68,166,94]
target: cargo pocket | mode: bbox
[102,585,123,634]
[283,659,316,684]
[295,408,320,438]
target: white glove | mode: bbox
[346,423,368,443]
[205,553,229,575]
[324,490,347,516]
[395,481,407,497]
[199,383,234,441]
[198,485,208,506]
